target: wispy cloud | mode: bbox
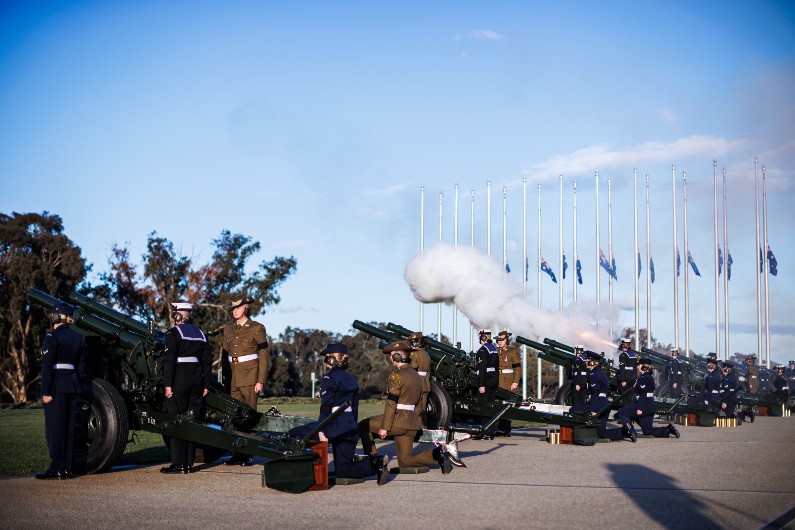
[459,29,505,41]
[366,183,408,196]
[522,135,747,182]
[272,305,320,314]
[656,108,679,125]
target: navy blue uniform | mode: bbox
[570,353,589,406]
[720,371,738,416]
[668,357,684,397]
[773,373,790,403]
[615,372,672,437]
[475,342,499,404]
[40,324,87,475]
[702,368,722,407]
[617,349,639,389]
[163,322,213,469]
[289,367,373,479]
[570,366,624,441]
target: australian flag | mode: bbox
[563,251,568,280]
[505,262,511,273]
[576,254,583,285]
[650,255,655,283]
[599,249,617,280]
[541,257,557,283]
[767,245,778,276]
[687,249,701,277]
[611,254,617,281]
[676,247,681,277]
[718,247,723,276]
[727,250,734,281]
[525,256,529,281]
[760,246,764,273]
[637,252,642,279]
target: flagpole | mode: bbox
[645,173,651,348]
[608,176,614,340]
[438,192,443,340]
[722,168,730,358]
[487,180,492,257]
[573,179,578,305]
[633,168,639,349]
[420,186,425,332]
[595,171,600,328]
[683,171,690,357]
[522,176,527,400]
[762,164,770,369]
[558,175,564,387]
[503,186,508,276]
[754,157,762,366]
[454,183,459,347]
[713,160,720,358]
[537,182,543,399]
[470,189,475,351]
[672,164,679,350]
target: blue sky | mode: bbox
[1,1,793,365]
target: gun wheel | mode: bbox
[426,380,453,429]
[73,378,129,474]
[554,380,573,406]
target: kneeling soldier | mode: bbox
[614,358,679,439]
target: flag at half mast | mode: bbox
[687,249,701,277]
[541,257,557,283]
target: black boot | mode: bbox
[160,464,187,474]
[433,446,453,474]
[369,454,389,486]
[623,424,637,443]
[667,423,680,438]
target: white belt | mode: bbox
[396,404,416,411]
[579,371,587,375]
[598,393,607,397]
[501,369,514,373]
[229,353,258,363]
[331,406,352,413]
[486,367,496,372]
[177,357,199,363]
[645,393,654,397]
[54,363,74,370]
[418,371,428,377]
[711,390,719,393]
[751,376,758,379]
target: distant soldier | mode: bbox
[746,355,759,394]
[719,362,739,422]
[475,330,499,404]
[495,330,521,436]
[36,303,87,480]
[616,338,639,390]
[407,331,432,428]
[161,302,213,475]
[702,358,722,408]
[614,358,680,439]
[358,341,461,474]
[570,352,633,442]
[221,294,269,466]
[773,366,790,404]
[570,345,590,407]
[785,361,795,396]
[667,348,684,398]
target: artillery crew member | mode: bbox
[614,359,680,439]
[746,355,759,394]
[701,358,723,408]
[475,330,499,404]
[617,338,639,390]
[221,294,269,466]
[773,366,790,404]
[785,361,795,397]
[36,303,87,480]
[161,302,213,474]
[667,348,684,398]
[571,345,589,407]
[495,330,521,436]
[720,362,740,422]
[289,344,388,485]
[358,341,460,474]
[569,351,632,442]
[407,331,432,428]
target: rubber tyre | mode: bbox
[654,380,673,398]
[73,378,129,474]
[554,380,573,405]
[426,379,453,429]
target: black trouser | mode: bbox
[44,392,78,473]
[166,382,203,467]
[615,404,670,438]
[331,436,375,479]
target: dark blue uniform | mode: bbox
[617,348,639,389]
[289,367,373,479]
[668,357,684,397]
[475,342,499,404]
[702,368,723,407]
[720,371,738,417]
[40,324,87,476]
[615,372,672,437]
[571,353,589,406]
[570,365,624,441]
[773,372,790,403]
[163,322,213,470]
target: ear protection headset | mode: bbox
[391,351,411,364]
[324,354,349,370]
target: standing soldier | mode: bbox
[494,330,521,437]
[474,330,499,439]
[719,362,739,423]
[772,366,790,404]
[616,338,639,391]
[746,355,759,395]
[36,303,87,480]
[221,294,269,466]
[406,331,431,428]
[614,359,680,439]
[785,361,795,399]
[668,348,684,398]
[570,345,589,407]
[702,358,723,408]
[161,302,213,474]
[358,341,461,474]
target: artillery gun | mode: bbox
[353,320,627,446]
[28,289,325,493]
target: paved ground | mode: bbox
[2,416,794,530]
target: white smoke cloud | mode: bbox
[404,242,616,353]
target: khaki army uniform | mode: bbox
[222,318,269,408]
[359,365,436,468]
[746,361,759,395]
[410,347,432,427]
[497,345,521,391]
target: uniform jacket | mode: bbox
[703,369,722,406]
[497,345,521,389]
[476,342,499,387]
[41,324,87,396]
[634,372,657,415]
[410,347,432,394]
[773,374,790,402]
[720,372,738,407]
[318,367,360,439]
[164,322,213,389]
[617,349,639,387]
[571,354,589,389]
[222,318,269,387]
[746,363,759,393]
[668,358,684,386]
[381,365,423,432]
[587,366,611,414]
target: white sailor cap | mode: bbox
[171,302,193,312]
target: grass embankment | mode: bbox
[0,399,385,478]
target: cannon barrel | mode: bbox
[386,322,469,360]
[68,291,153,337]
[351,320,400,345]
